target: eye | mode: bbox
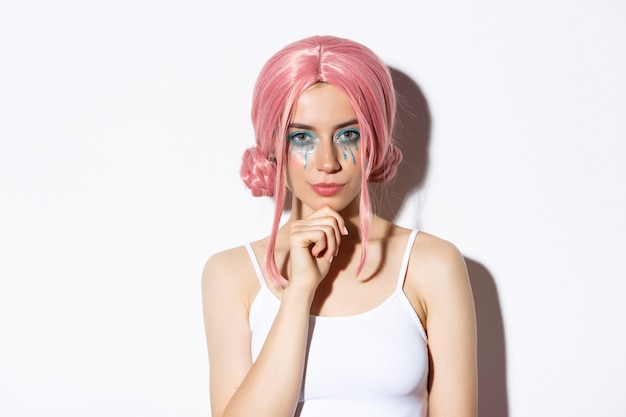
[288,131,317,145]
[335,128,361,143]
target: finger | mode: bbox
[311,206,348,238]
[303,207,343,238]
[291,224,336,263]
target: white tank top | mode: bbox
[245,229,429,417]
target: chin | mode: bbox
[306,195,360,214]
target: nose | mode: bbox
[314,138,341,173]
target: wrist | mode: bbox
[282,282,316,307]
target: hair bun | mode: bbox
[240,146,277,197]
[368,144,403,183]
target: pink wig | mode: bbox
[240,35,402,286]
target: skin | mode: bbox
[202,83,478,417]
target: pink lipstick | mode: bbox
[311,183,344,196]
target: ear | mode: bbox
[268,141,279,162]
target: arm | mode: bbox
[412,237,478,417]
[202,207,346,417]
[202,250,313,417]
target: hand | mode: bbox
[288,206,348,291]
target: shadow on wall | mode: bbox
[378,68,509,417]
[466,258,509,417]
[371,67,430,221]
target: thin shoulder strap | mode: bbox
[244,243,267,289]
[396,229,420,291]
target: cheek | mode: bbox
[288,143,316,169]
[286,140,363,171]
[285,152,306,188]
[337,141,360,165]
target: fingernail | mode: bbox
[335,247,339,257]
[329,256,334,263]
[343,226,349,235]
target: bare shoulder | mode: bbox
[203,246,246,283]
[406,231,472,315]
[203,245,250,278]
[201,245,260,309]
[411,231,467,279]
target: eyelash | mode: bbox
[335,128,360,143]
[288,128,361,145]
[288,131,316,146]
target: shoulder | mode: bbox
[201,244,261,310]
[203,245,250,277]
[408,232,478,414]
[411,231,467,279]
[202,245,249,284]
[406,231,472,317]
[380,225,465,274]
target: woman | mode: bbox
[202,35,477,417]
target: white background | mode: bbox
[1,1,625,416]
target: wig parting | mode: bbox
[240,35,403,286]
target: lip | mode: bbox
[310,182,344,196]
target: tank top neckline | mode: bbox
[244,229,421,323]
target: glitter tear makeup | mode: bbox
[288,128,360,169]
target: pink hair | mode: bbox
[240,35,402,286]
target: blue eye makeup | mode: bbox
[335,128,360,164]
[288,131,317,146]
[335,128,360,143]
[288,131,318,168]
[287,127,361,168]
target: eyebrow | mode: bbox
[288,119,359,131]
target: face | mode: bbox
[285,83,363,215]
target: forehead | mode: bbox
[291,83,357,128]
